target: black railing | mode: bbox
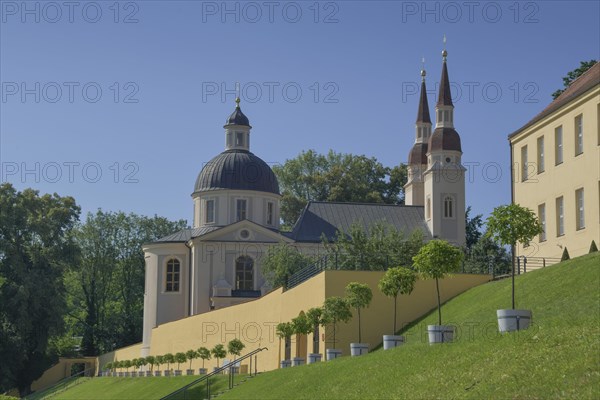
[231,290,261,298]
[516,256,561,274]
[286,254,333,290]
[25,366,94,400]
[159,347,267,400]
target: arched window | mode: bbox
[235,256,254,290]
[444,196,454,219]
[165,258,180,292]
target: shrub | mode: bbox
[561,247,570,261]
[589,240,598,253]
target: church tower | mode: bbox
[404,62,432,206]
[423,44,466,246]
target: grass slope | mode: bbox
[220,253,600,400]
[51,375,236,400]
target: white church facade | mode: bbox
[141,49,466,358]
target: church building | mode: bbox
[141,48,466,358]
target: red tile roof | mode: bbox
[509,62,600,138]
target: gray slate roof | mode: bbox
[290,201,431,243]
[194,150,280,195]
[149,226,221,244]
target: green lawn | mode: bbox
[50,374,238,400]
[218,253,600,400]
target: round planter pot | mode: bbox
[112,372,117,377]
[154,371,161,377]
[292,357,305,367]
[145,371,153,377]
[163,370,171,377]
[497,309,532,332]
[427,325,454,344]
[325,349,342,361]
[174,370,182,376]
[130,372,137,377]
[186,369,194,376]
[383,335,405,350]
[198,368,207,375]
[280,360,291,368]
[350,343,369,357]
[307,353,322,364]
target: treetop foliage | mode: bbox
[273,150,407,227]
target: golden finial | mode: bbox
[235,82,241,107]
[420,57,426,81]
[442,34,448,61]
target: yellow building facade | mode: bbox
[509,63,600,260]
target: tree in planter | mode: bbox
[123,360,132,373]
[322,296,352,349]
[276,322,294,361]
[413,240,464,326]
[104,362,113,374]
[174,352,187,372]
[155,355,165,372]
[197,347,211,369]
[378,267,417,333]
[486,204,543,309]
[113,361,121,373]
[211,344,227,368]
[305,307,324,354]
[345,282,373,343]
[145,356,156,372]
[227,339,245,361]
[163,353,175,372]
[291,313,312,358]
[185,350,198,371]
[138,357,148,373]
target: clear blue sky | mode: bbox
[1,0,599,225]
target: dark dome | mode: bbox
[408,143,428,165]
[194,150,279,194]
[428,127,462,152]
[225,106,250,127]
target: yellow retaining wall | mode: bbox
[97,342,144,371]
[30,357,96,392]
[138,271,489,372]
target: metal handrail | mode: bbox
[159,347,268,400]
[25,366,94,400]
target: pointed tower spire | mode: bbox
[437,36,453,107]
[416,58,431,124]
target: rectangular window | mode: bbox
[266,202,274,225]
[236,199,247,221]
[165,259,180,292]
[537,136,544,173]
[556,196,564,236]
[205,200,215,223]
[576,188,585,230]
[575,114,583,155]
[538,203,546,242]
[555,126,563,165]
[521,145,528,181]
[235,132,244,147]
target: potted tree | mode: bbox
[154,355,164,376]
[185,349,197,375]
[123,360,132,377]
[115,361,123,377]
[145,356,155,377]
[306,307,324,363]
[174,352,186,376]
[276,322,294,368]
[413,239,464,344]
[197,347,211,375]
[487,204,543,332]
[211,344,227,372]
[378,266,417,349]
[322,296,352,361]
[291,313,312,366]
[138,357,148,377]
[227,339,245,374]
[346,282,373,356]
[163,353,174,376]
